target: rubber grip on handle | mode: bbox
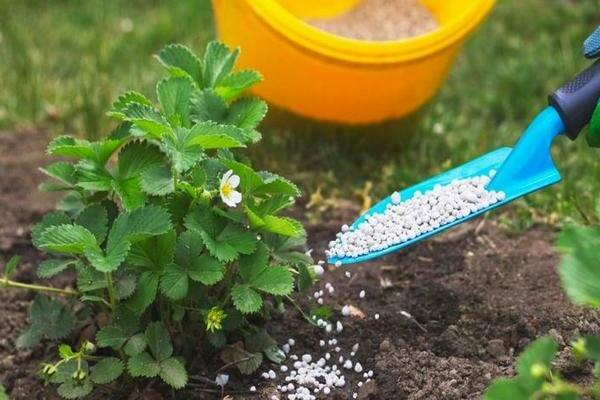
[549,59,600,140]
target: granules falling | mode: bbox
[307,0,439,41]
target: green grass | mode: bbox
[0,0,599,225]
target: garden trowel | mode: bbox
[330,29,600,266]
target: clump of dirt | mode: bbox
[307,0,438,41]
[0,129,598,400]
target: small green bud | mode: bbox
[72,369,86,381]
[41,363,57,376]
[572,338,587,362]
[530,363,549,379]
[82,341,96,354]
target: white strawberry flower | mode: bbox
[219,169,242,208]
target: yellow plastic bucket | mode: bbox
[212,0,495,124]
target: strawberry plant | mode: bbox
[0,41,315,398]
[485,197,600,399]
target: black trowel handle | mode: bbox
[549,59,600,140]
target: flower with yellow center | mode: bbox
[219,169,242,208]
[206,307,226,332]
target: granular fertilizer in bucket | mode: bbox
[307,0,439,41]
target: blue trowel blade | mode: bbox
[329,107,566,266]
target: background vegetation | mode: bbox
[1,0,599,225]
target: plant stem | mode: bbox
[285,295,315,325]
[1,278,78,296]
[105,272,116,307]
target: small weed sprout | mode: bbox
[0,41,315,399]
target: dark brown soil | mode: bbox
[0,129,598,400]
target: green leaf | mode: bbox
[187,253,225,285]
[109,121,133,140]
[40,161,77,186]
[118,141,165,179]
[124,333,147,356]
[57,379,93,399]
[190,89,228,123]
[185,206,224,238]
[112,177,144,210]
[59,343,76,359]
[484,378,529,400]
[226,98,268,131]
[231,284,262,314]
[587,100,600,148]
[159,357,188,389]
[125,271,159,314]
[250,266,294,296]
[220,343,263,375]
[128,231,176,270]
[107,205,172,248]
[256,172,301,197]
[208,331,227,348]
[122,103,170,138]
[297,263,313,293]
[85,240,130,272]
[114,269,137,300]
[174,231,225,285]
[96,325,128,349]
[90,357,124,384]
[4,255,20,278]
[47,136,122,165]
[128,352,160,378]
[245,329,277,353]
[221,159,263,194]
[76,263,107,292]
[261,215,305,238]
[112,306,140,334]
[239,243,269,283]
[0,383,8,400]
[16,295,75,348]
[160,263,189,300]
[38,224,98,255]
[238,352,263,375]
[161,127,204,173]
[202,41,239,88]
[76,204,108,243]
[188,121,248,149]
[219,223,258,254]
[186,209,256,262]
[146,322,173,361]
[192,133,244,149]
[109,90,153,119]
[37,259,74,278]
[157,44,203,86]
[32,212,71,249]
[265,233,312,266]
[141,164,174,196]
[167,191,194,226]
[557,223,600,308]
[157,76,194,126]
[215,70,262,100]
[516,336,557,392]
[76,165,113,192]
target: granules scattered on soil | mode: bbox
[307,0,439,41]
